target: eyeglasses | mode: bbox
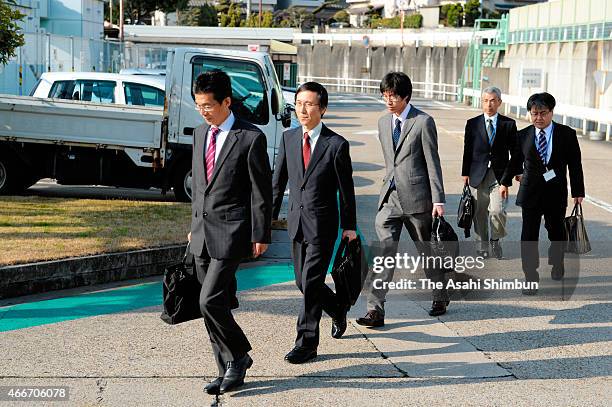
[530,110,551,118]
[195,103,217,112]
[382,94,404,103]
[295,101,320,109]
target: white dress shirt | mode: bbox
[205,111,235,161]
[534,122,554,165]
[302,121,323,153]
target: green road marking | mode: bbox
[0,227,365,333]
[0,263,294,333]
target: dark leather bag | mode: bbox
[564,203,591,254]
[431,216,460,272]
[331,236,363,307]
[160,243,203,325]
[457,184,475,238]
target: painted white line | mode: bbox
[585,194,612,213]
[433,100,453,108]
[353,130,378,135]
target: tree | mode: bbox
[121,0,188,24]
[364,6,382,29]
[332,10,349,24]
[219,1,243,27]
[0,0,25,65]
[179,3,218,26]
[244,11,274,27]
[273,6,313,29]
[464,0,480,27]
[446,3,464,27]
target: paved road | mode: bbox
[1,94,610,406]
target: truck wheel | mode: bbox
[0,155,36,195]
[172,162,192,202]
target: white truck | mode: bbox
[0,48,292,202]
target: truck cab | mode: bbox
[161,48,291,201]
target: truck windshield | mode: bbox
[191,57,269,125]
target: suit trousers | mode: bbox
[195,250,252,377]
[291,234,338,349]
[520,205,566,282]
[366,190,449,314]
[470,168,508,251]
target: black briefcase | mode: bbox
[564,203,591,254]
[331,236,363,307]
[431,216,460,272]
[160,243,203,325]
[457,184,475,238]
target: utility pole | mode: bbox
[110,0,113,26]
[259,0,262,27]
[119,0,124,42]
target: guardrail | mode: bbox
[463,88,612,140]
[293,30,497,47]
[298,75,459,100]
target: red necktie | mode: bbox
[206,126,219,182]
[303,132,311,169]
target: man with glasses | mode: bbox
[461,86,518,259]
[511,92,585,295]
[272,82,357,364]
[357,72,448,328]
[189,70,272,394]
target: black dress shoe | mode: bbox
[428,300,449,316]
[521,287,539,296]
[551,264,565,281]
[204,377,223,395]
[219,354,253,394]
[491,239,503,260]
[284,346,317,364]
[355,310,384,327]
[331,304,348,339]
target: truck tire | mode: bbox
[172,161,193,202]
[0,155,28,195]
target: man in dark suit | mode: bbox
[188,70,272,394]
[511,92,585,295]
[357,72,448,328]
[272,82,357,364]
[461,86,518,259]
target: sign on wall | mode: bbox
[520,68,543,88]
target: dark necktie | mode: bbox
[392,118,401,150]
[206,126,219,182]
[537,129,547,164]
[303,132,311,169]
[487,119,495,146]
[390,118,401,189]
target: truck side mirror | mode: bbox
[281,104,293,128]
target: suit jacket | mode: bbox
[461,113,518,187]
[190,117,272,260]
[272,124,356,244]
[377,107,445,213]
[511,122,585,209]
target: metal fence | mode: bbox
[297,75,460,101]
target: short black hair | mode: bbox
[527,92,556,112]
[295,81,328,110]
[380,72,412,101]
[193,69,232,104]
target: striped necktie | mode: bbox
[537,129,547,164]
[487,119,495,146]
[206,126,219,182]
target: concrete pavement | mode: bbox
[0,94,610,406]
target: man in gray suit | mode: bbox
[357,72,448,328]
[188,70,272,394]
